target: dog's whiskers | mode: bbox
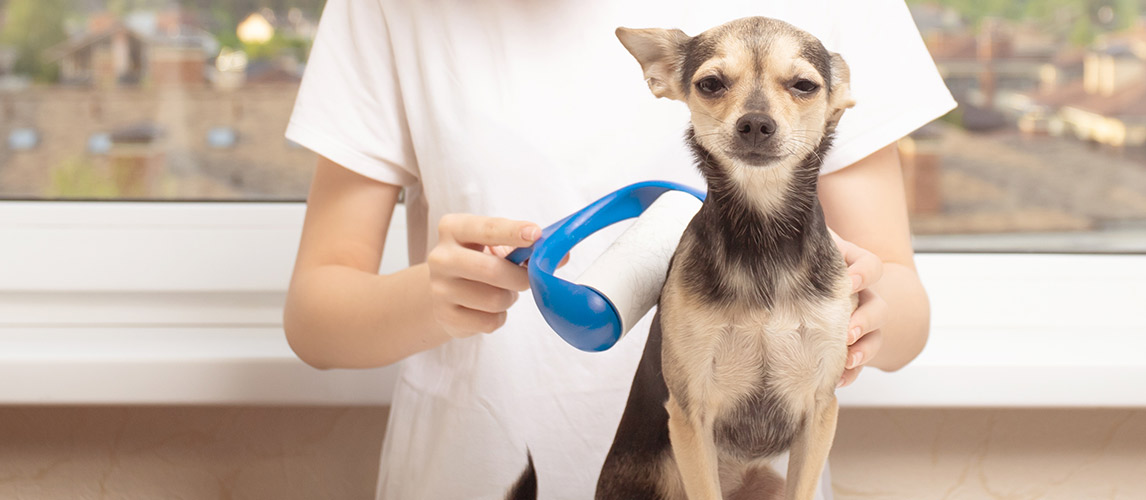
[692,110,731,126]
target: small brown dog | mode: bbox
[504,16,856,500]
[594,17,856,500]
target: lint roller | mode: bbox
[506,181,705,352]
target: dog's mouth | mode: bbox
[726,148,787,166]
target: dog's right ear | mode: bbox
[615,27,690,101]
[825,52,856,133]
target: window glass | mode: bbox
[2,1,1142,253]
[7,128,39,151]
[0,0,323,201]
[905,1,1146,252]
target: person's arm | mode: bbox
[283,156,540,369]
[819,144,930,384]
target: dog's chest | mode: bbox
[660,269,850,458]
[662,290,849,405]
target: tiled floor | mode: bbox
[831,408,1146,500]
[2,406,1142,499]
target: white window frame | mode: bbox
[1,202,1144,407]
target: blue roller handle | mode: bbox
[506,181,705,352]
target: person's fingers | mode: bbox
[439,214,540,249]
[837,238,883,293]
[428,246,531,291]
[845,329,883,370]
[839,329,883,388]
[440,305,508,336]
[838,365,863,388]
[848,289,888,344]
[488,245,514,259]
[440,278,520,313]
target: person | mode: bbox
[281,0,955,498]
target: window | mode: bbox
[7,128,39,151]
[206,126,238,149]
[0,2,319,201]
[87,132,111,154]
[904,1,1146,253]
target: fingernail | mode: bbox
[850,274,861,292]
[848,327,861,344]
[521,226,540,242]
[847,352,863,369]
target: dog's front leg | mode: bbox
[784,394,839,500]
[666,396,723,500]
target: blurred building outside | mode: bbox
[901,2,1146,251]
[0,5,317,200]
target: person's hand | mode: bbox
[834,235,888,388]
[428,214,540,338]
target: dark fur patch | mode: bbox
[679,34,718,98]
[714,377,803,461]
[595,313,673,500]
[744,87,771,113]
[677,128,841,308]
[504,452,537,500]
[800,41,832,89]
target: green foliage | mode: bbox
[939,107,965,127]
[209,4,242,49]
[242,33,310,62]
[46,155,121,199]
[0,1,326,81]
[106,0,169,16]
[1,0,70,82]
[1070,14,1098,45]
[908,0,1142,45]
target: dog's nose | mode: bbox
[735,113,777,145]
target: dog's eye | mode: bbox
[695,77,726,96]
[791,79,820,94]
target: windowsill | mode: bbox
[1,201,1144,407]
[0,326,400,405]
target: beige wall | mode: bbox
[1,407,1143,499]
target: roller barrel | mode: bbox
[574,190,703,339]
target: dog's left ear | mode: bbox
[826,52,855,132]
[616,27,690,101]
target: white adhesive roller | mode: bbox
[574,190,703,339]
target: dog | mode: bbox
[507,16,855,500]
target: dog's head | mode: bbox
[617,17,854,172]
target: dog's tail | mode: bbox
[504,451,537,500]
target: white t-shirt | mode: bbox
[286,1,955,499]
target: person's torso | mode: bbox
[375,2,836,498]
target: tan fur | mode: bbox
[784,396,839,500]
[727,464,785,500]
[615,28,690,100]
[666,397,724,500]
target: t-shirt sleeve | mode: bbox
[819,0,957,174]
[285,0,419,186]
